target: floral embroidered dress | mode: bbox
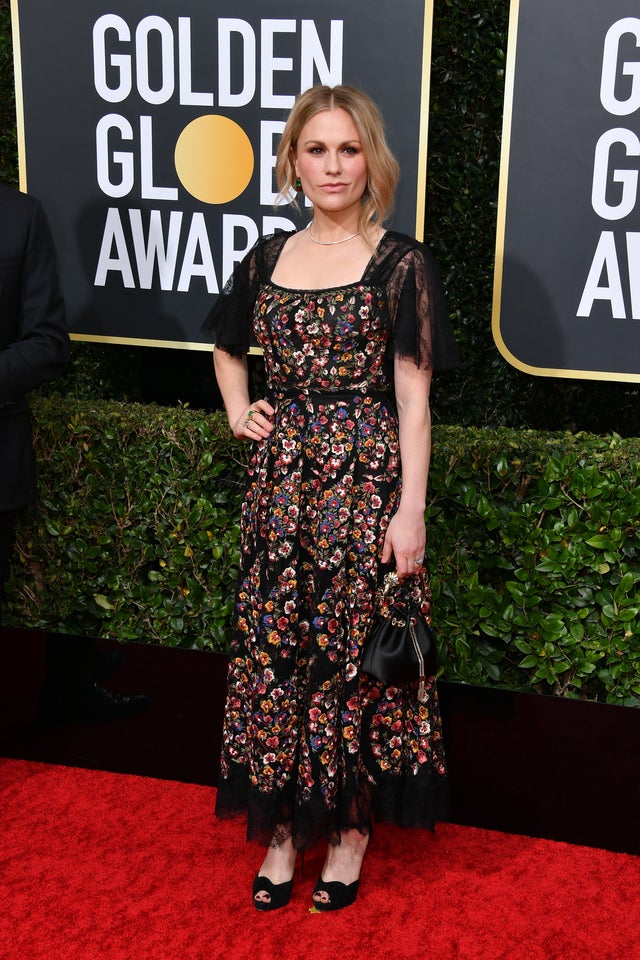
[205,230,459,849]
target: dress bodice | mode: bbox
[203,229,460,375]
[254,281,392,396]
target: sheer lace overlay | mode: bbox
[203,230,460,372]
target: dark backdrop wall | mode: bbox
[2,0,640,435]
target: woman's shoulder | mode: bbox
[251,229,297,276]
[369,230,437,280]
[259,228,297,249]
[378,230,433,258]
[257,228,298,254]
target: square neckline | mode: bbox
[266,228,389,294]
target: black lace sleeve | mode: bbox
[380,234,460,371]
[201,232,292,356]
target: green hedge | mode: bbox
[432,427,640,705]
[5,398,246,649]
[3,397,639,706]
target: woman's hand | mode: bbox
[231,398,275,441]
[380,507,426,580]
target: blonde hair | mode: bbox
[275,85,400,242]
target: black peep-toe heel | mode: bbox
[252,874,293,912]
[311,876,360,912]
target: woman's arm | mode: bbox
[213,348,274,441]
[381,354,432,578]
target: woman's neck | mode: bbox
[307,210,360,244]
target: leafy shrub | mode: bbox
[3,398,639,705]
[429,428,640,705]
[4,398,246,649]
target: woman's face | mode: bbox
[293,107,369,218]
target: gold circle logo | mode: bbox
[174,115,254,204]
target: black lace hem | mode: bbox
[371,767,451,832]
[215,760,449,849]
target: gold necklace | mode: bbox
[306,222,360,245]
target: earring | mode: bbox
[295,177,303,192]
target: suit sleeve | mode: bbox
[0,199,70,404]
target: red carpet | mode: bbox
[1,758,639,960]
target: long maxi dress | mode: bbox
[205,229,459,850]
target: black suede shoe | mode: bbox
[252,874,293,911]
[311,876,360,912]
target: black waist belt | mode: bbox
[275,389,392,405]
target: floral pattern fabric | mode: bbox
[214,243,450,849]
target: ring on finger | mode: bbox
[247,409,255,420]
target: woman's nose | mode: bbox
[324,151,341,173]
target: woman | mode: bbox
[206,85,458,912]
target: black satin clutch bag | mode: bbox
[361,569,437,702]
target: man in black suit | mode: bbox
[0,185,147,720]
[0,184,69,594]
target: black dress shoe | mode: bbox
[39,681,150,723]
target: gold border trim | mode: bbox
[415,0,434,240]
[491,0,521,372]
[491,0,640,384]
[11,0,27,190]
[71,333,261,355]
